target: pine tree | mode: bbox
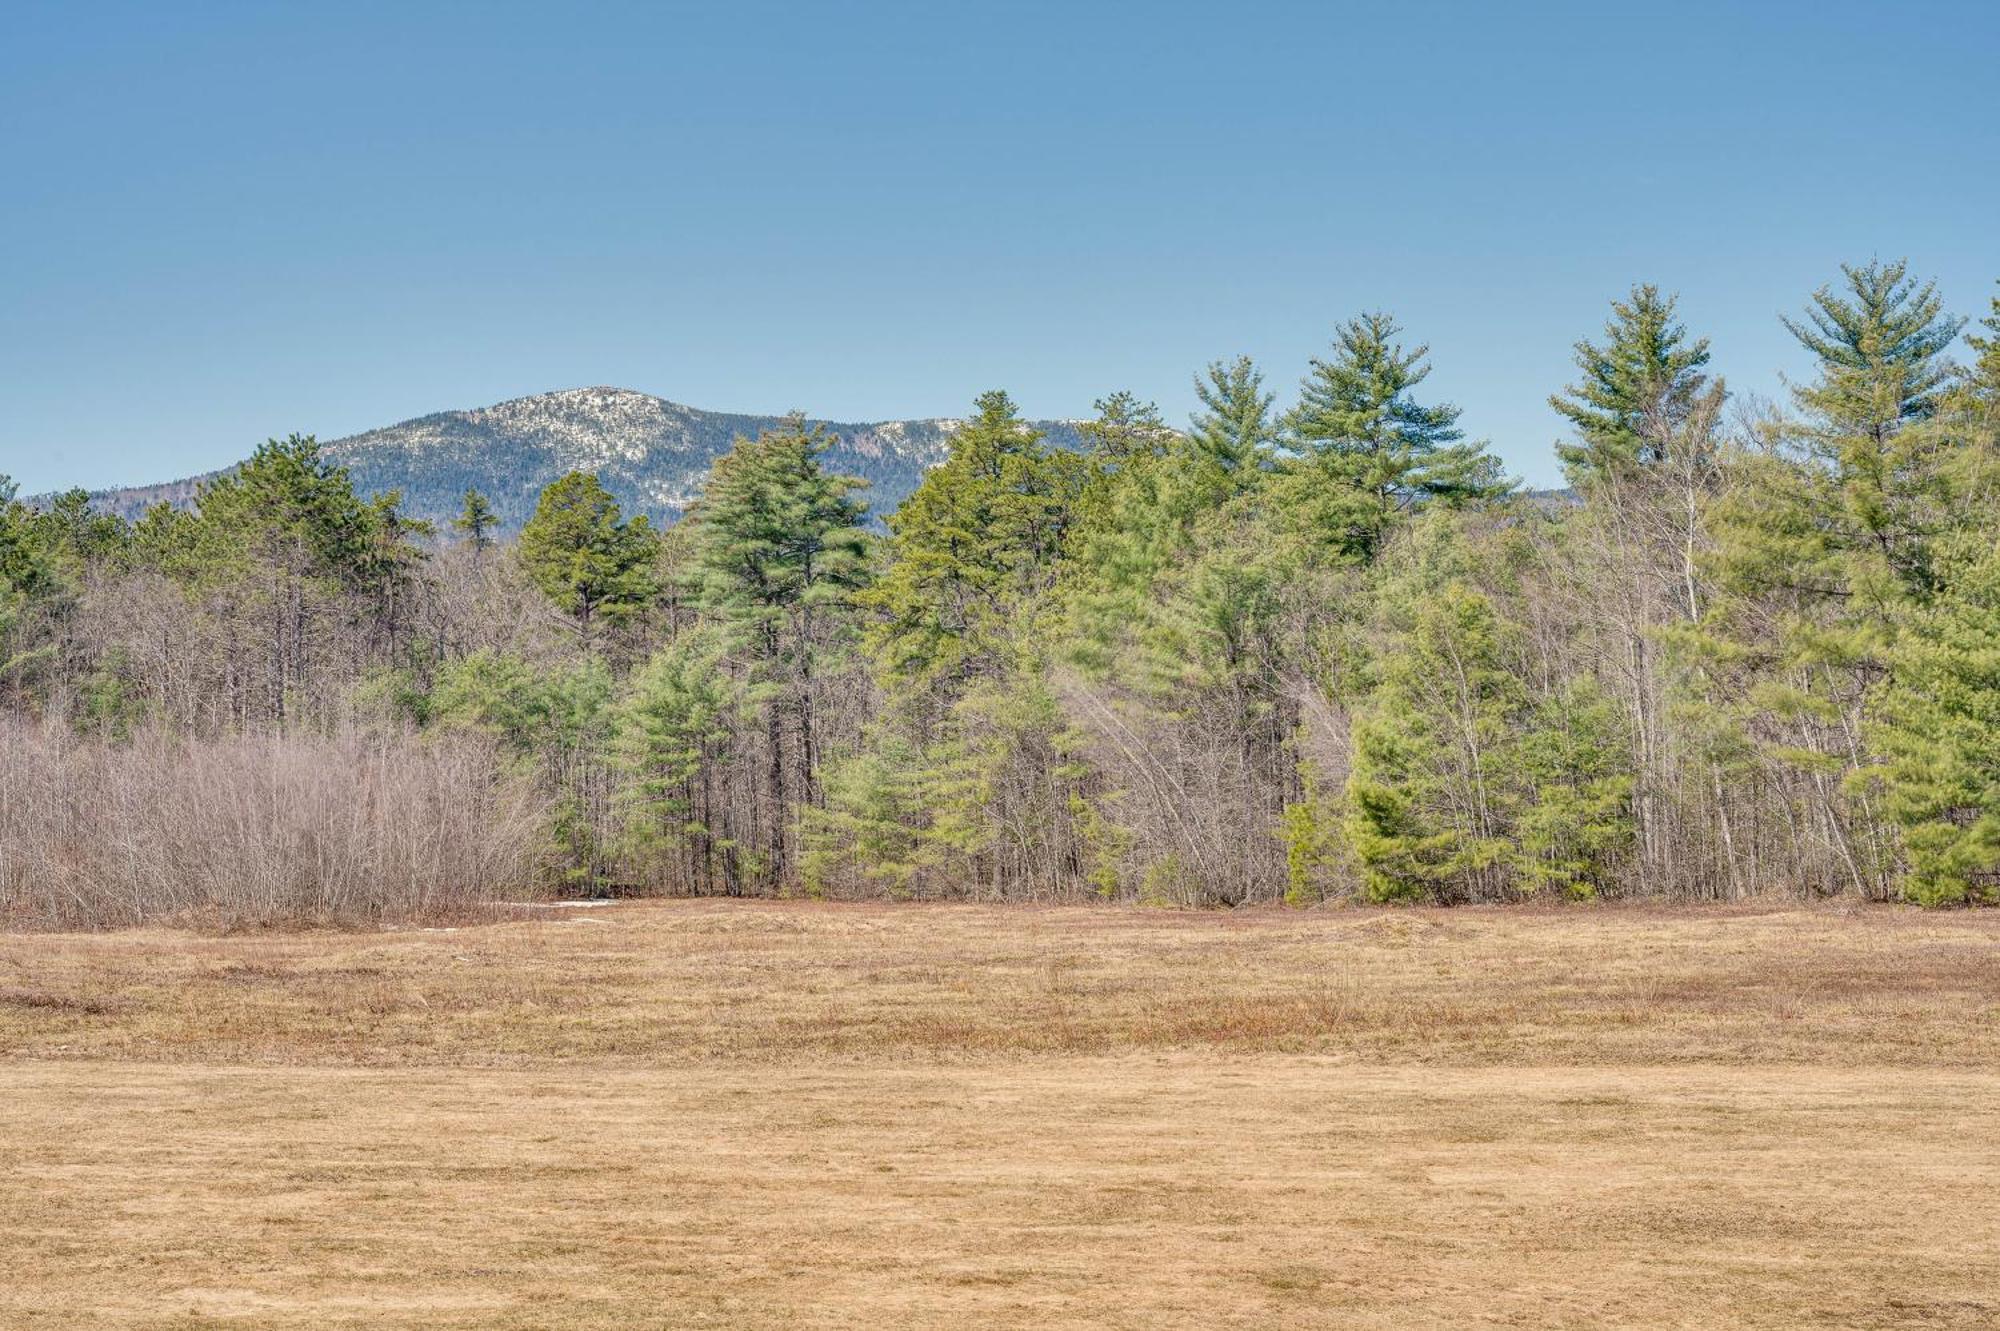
[1779,258,1965,599]
[516,471,659,649]
[862,390,1084,690]
[0,476,51,601]
[1188,356,1275,482]
[1551,285,1716,486]
[180,436,424,726]
[687,415,872,885]
[690,416,872,660]
[1961,282,2000,406]
[1784,259,1961,434]
[1866,532,2000,905]
[1702,261,1967,898]
[1281,313,1509,562]
[1856,280,2000,905]
[430,649,617,890]
[1344,581,1522,902]
[452,488,499,554]
[30,489,130,576]
[615,627,746,894]
[1077,391,1175,464]
[193,436,382,586]
[0,476,54,684]
[801,732,928,898]
[1512,678,1634,897]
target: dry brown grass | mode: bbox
[3,901,1998,1327]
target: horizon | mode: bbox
[5,1,2000,495]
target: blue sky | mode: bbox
[3,0,1997,494]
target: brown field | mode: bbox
[2,901,1997,1329]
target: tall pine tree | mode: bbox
[862,390,1084,691]
[688,415,872,886]
[1551,284,1718,487]
[1280,313,1509,562]
[516,471,659,650]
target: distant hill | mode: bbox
[61,387,1089,531]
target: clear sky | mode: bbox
[3,0,1998,495]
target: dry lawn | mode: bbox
[2,900,1996,1328]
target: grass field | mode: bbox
[3,901,1997,1328]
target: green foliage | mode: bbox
[194,435,395,588]
[1693,260,1979,900]
[22,264,2000,912]
[1060,396,1240,688]
[813,672,1091,900]
[614,629,745,878]
[1188,356,1275,483]
[1280,761,1342,905]
[1866,534,2000,905]
[1282,312,1510,563]
[75,655,146,739]
[1783,259,1962,438]
[1512,679,1633,898]
[1781,260,1966,602]
[1964,282,2000,404]
[1342,554,1633,903]
[862,390,1084,689]
[29,488,131,578]
[1070,788,1135,899]
[914,676,1066,878]
[452,488,499,552]
[432,651,612,754]
[128,502,201,578]
[0,477,55,683]
[429,649,616,889]
[689,415,871,663]
[685,416,875,883]
[1077,391,1176,465]
[803,735,928,898]
[1551,284,1715,486]
[1343,582,1520,902]
[516,471,659,644]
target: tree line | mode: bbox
[4,257,1998,922]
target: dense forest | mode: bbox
[4,258,1999,926]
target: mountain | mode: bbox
[64,387,1089,531]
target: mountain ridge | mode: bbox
[53,386,1088,530]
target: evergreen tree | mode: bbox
[1780,258,1965,599]
[687,416,872,885]
[1784,259,1961,435]
[0,476,54,684]
[1866,532,2000,905]
[615,627,747,894]
[193,435,382,588]
[1961,281,2000,406]
[690,416,872,662]
[1281,313,1509,562]
[1702,261,1968,897]
[1344,582,1521,902]
[516,471,659,648]
[177,436,425,725]
[430,649,617,890]
[1077,391,1175,464]
[801,732,927,898]
[862,390,1085,689]
[30,489,131,576]
[1512,678,1634,897]
[1187,355,1275,484]
[0,476,51,600]
[452,488,499,554]
[1551,285,1717,486]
